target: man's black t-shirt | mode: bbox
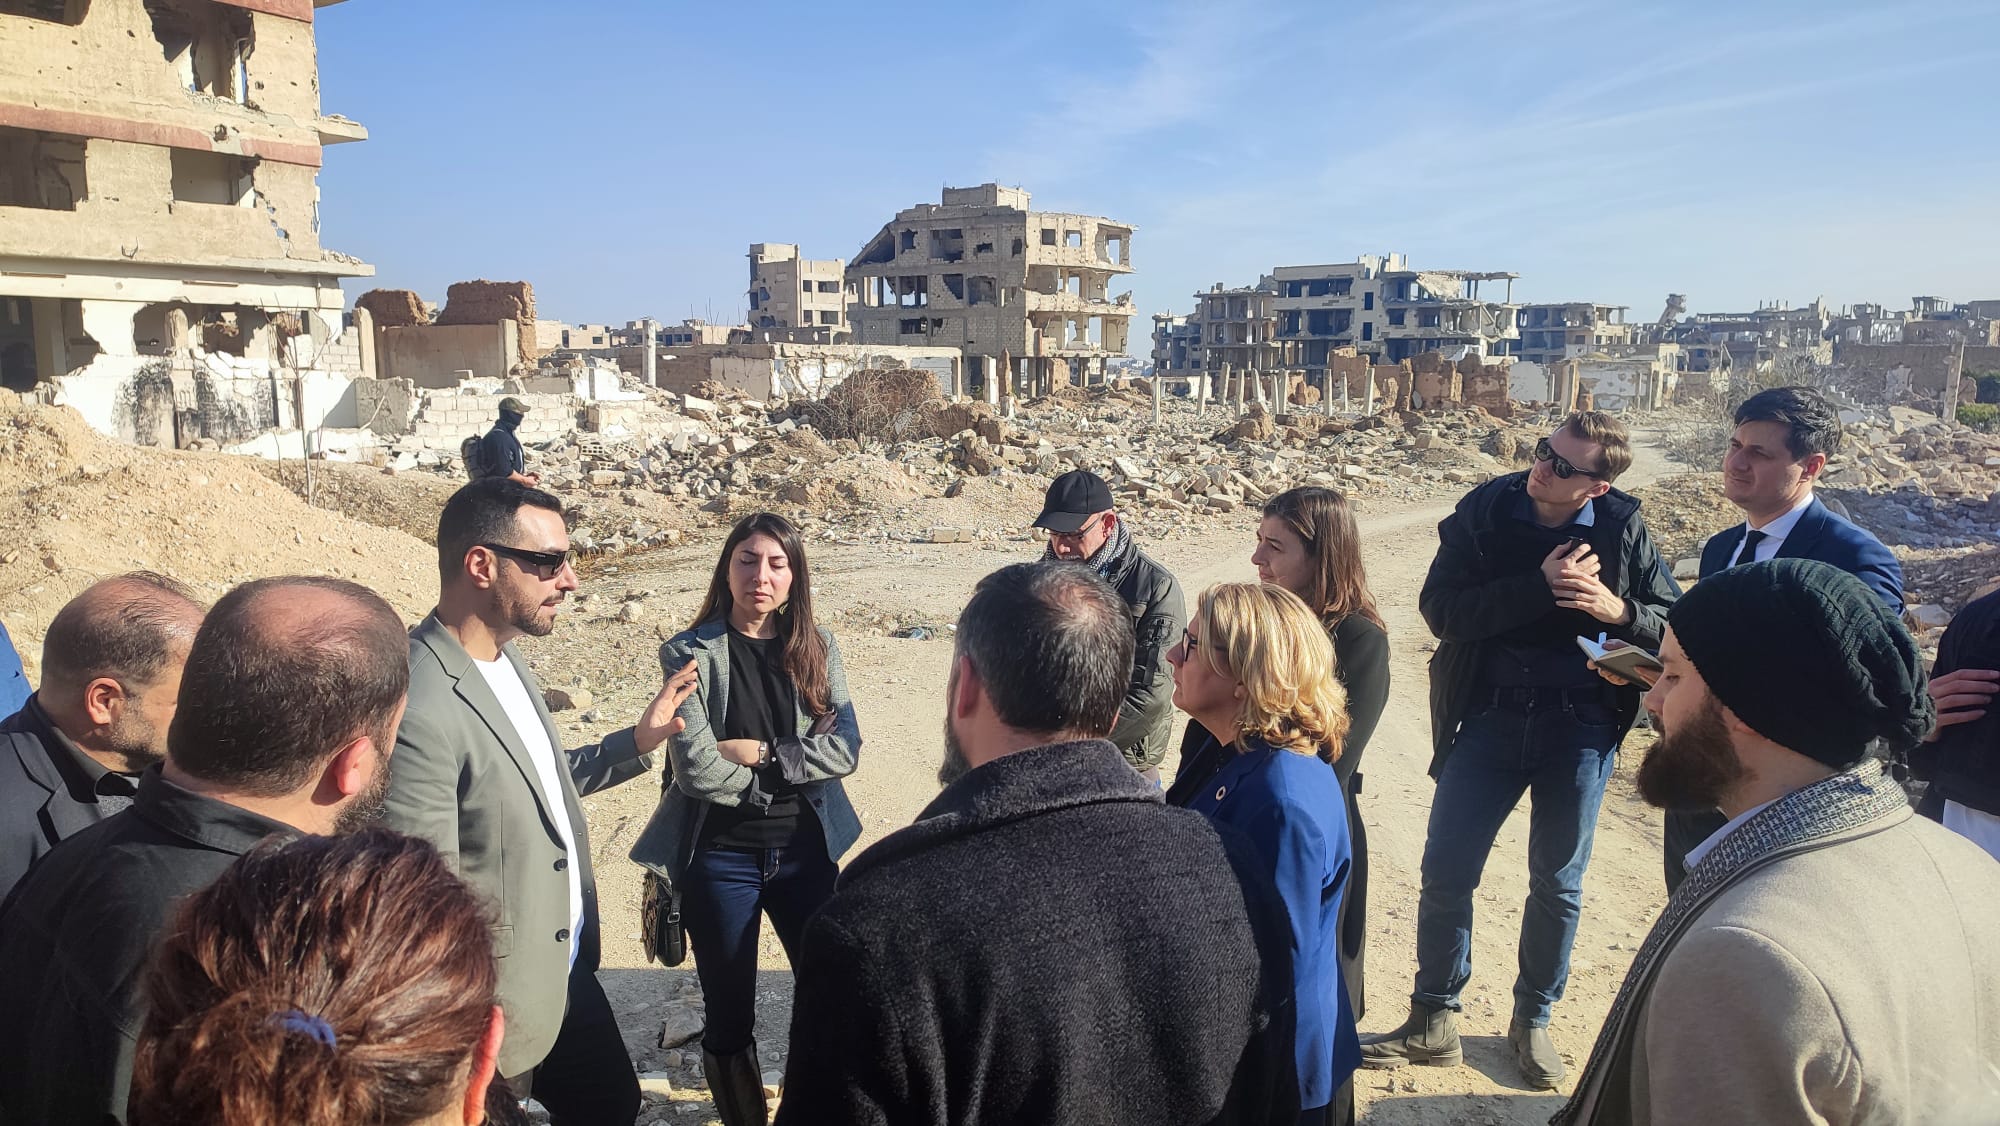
[701,629,805,849]
[479,424,524,479]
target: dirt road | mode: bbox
[566,432,1680,1124]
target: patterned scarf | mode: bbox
[1551,761,1911,1125]
[1043,514,1132,578]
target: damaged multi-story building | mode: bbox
[1271,255,1517,381]
[0,0,374,447]
[845,183,1135,390]
[748,243,851,343]
[1509,302,1634,365]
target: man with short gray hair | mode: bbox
[0,572,204,899]
[777,562,1296,1126]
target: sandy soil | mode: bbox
[547,431,1682,1124]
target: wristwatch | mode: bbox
[755,741,772,766]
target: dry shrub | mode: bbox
[793,369,942,444]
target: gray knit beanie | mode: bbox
[1669,558,1934,766]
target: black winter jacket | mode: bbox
[1419,472,1680,778]
[1104,544,1186,770]
[1914,588,2000,814]
[774,739,1298,1126]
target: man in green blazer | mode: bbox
[383,479,695,1125]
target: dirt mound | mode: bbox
[249,460,461,545]
[0,394,437,680]
[1628,472,1734,562]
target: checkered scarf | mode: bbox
[1551,760,1911,1125]
[1043,513,1131,578]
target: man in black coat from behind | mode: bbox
[776,562,1298,1126]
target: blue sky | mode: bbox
[317,0,2000,343]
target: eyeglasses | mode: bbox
[481,543,575,581]
[1180,627,1201,652]
[1535,437,1606,482]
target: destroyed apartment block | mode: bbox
[845,183,1136,396]
[0,0,373,450]
[748,243,852,344]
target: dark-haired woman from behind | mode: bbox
[129,828,517,1126]
[1169,486,1388,1022]
[635,511,861,1126]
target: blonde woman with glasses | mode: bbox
[1168,582,1361,1126]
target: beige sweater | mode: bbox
[1612,811,2000,1125]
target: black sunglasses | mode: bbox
[1535,437,1606,481]
[481,543,575,580]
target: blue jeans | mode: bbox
[1412,693,1619,1027]
[681,823,838,1055]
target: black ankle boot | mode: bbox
[702,1043,768,1126]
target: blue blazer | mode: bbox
[0,623,26,717]
[1182,734,1360,1109]
[1699,497,1903,612]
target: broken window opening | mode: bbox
[1040,228,1056,247]
[145,0,253,100]
[898,230,916,253]
[1363,292,1375,311]
[1387,309,1406,326]
[1011,237,1024,256]
[856,232,895,266]
[0,297,39,392]
[0,127,86,210]
[898,318,926,336]
[815,280,840,293]
[893,276,928,308]
[1002,287,1020,307]
[1419,311,1441,329]
[818,310,839,326]
[1361,321,1373,341]
[966,277,997,306]
[974,241,994,255]
[1063,230,1082,249]
[133,301,193,355]
[169,149,254,206]
[942,274,965,301]
[1102,234,1126,264]
[0,0,88,23]
[929,228,965,263]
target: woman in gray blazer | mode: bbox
[637,512,861,1126]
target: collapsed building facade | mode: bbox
[0,0,374,447]
[846,183,1135,392]
[747,243,850,343]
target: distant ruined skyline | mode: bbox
[318,0,2000,344]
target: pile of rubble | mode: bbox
[419,372,1557,552]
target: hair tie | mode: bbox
[273,1009,337,1049]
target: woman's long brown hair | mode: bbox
[130,829,497,1126]
[1262,486,1385,631]
[689,511,832,716]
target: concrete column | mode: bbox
[1364,368,1377,415]
[1152,369,1162,425]
[642,317,657,387]
[352,306,377,381]
[1234,366,1247,416]
[985,358,1001,406]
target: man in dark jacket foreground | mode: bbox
[0,572,204,901]
[1033,469,1185,779]
[0,577,408,1125]
[776,562,1298,1126]
[1362,411,1679,1090]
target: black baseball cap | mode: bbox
[1033,470,1114,534]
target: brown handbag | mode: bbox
[640,869,687,967]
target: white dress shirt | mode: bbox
[1727,491,1816,566]
[1682,798,1779,874]
[474,654,584,966]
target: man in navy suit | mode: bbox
[1664,386,1904,889]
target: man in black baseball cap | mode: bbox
[478,397,538,487]
[1032,470,1184,781]
[1555,559,2000,1126]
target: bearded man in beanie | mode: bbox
[1032,469,1185,782]
[1555,559,2000,1126]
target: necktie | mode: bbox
[1736,528,1767,566]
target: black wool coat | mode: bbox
[775,739,1299,1126]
